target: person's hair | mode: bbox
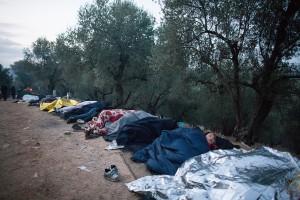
[205,130,239,150]
[204,131,218,150]
[204,130,212,135]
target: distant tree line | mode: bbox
[6,0,300,153]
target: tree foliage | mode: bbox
[75,0,155,106]
[23,38,64,95]
[10,60,37,90]
[160,0,300,143]
[244,0,300,142]
[0,64,13,86]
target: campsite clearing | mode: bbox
[0,100,150,199]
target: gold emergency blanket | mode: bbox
[40,98,80,112]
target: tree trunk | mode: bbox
[114,53,128,106]
[246,96,274,143]
[115,81,124,106]
[231,45,243,136]
[244,0,299,144]
[48,82,55,95]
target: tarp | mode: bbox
[22,94,39,102]
[126,147,300,200]
[40,98,80,112]
[105,110,156,135]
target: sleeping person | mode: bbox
[131,127,238,175]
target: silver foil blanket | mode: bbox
[125,147,300,200]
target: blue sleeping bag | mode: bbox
[131,127,211,175]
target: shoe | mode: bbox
[85,131,100,140]
[67,117,75,124]
[77,119,85,124]
[59,112,64,119]
[110,165,118,174]
[104,165,120,182]
[72,124,83,132]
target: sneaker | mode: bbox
[104,166,120,182]
[77,119,85,124]
[110,165,118,174]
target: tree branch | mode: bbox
[271,75,300,86]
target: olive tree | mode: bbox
[23,38,64,95]
[160,0,300,143]
[76,0,155,106]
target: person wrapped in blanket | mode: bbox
[84,109,135,139]
[131,127,240,175]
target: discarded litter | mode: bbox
[32,142,41,149]
[2,144,10,149]
[64,131,71,135]
[80,145,87,150]
[33,172,38,178]
[78,165,91,172]
[105,139,124,150]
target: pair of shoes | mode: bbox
[104,165,120,182]
[72,124,83,132]
[85,131,100,140]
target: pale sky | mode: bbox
[0,0,162,68]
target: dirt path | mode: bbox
[0,100,150,200]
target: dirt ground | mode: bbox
[0,100,151,200]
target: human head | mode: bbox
[205,131,216,145]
